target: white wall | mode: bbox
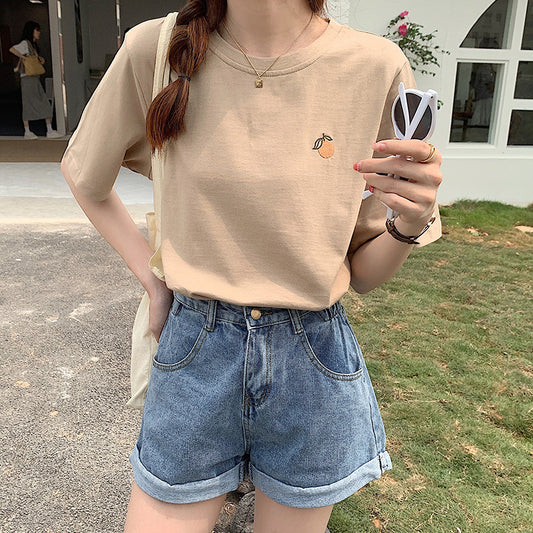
[327,0,351,24]
[349,0,533,206]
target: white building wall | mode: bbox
[327,0,351,24]
[348,0,533,206]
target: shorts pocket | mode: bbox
[153,300,208,371]
[299,308,364,381]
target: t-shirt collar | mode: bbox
[208,17,343,76]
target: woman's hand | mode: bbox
[354,139,443,235]
[38,56,45,64]
[148,284,174,343]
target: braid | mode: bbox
[146,0,225,153]
[146,0,326,153]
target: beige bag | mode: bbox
[126,12,178,410]
[23,41,45,76]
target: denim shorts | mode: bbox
[129,290,392,508]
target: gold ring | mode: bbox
[420,143,436,163]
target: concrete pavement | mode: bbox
[0,162,153,224]
[0,163,155,532]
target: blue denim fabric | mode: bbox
[129,290,392,508]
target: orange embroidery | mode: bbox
[313,133,334,159]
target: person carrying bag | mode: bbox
[21,40,46,76]
[9,20,61,138]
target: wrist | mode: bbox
[396,203,437,235]
[386,213,436,245]
[394,216,431,237]
[146,276,170,300]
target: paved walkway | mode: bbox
[0,163,153,531]
[0,162,153,224]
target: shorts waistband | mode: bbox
[171,291,343,334]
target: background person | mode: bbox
[9,21,61,139]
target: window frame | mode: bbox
[446,0,533,153]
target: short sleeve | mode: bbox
[348,59,441,259]
[61,32,152,201]
[13,41,30,55]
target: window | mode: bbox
[522,0,533,48]
[451,63,502,142]
[450,0,533,147]
[508,110,533,144]
[460,0,510,49]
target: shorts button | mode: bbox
[251,308,262,319]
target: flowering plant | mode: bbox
[384,11,448,77]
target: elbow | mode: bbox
[349,258,377,294]
[61,159,112,204]
[61,158,77,191]
[61,158,85,199]
[350,279,375,295]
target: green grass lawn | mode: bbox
[332,201,533,533]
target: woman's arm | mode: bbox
[61,160,173,339]
[350,139,442,294]
[9,46,26,59]
[349,217,427,294]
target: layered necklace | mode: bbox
[220,12,315,88]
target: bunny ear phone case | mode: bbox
[362,82,438,220]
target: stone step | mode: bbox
[213,482,331,532]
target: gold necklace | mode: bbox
[220,12,315,88]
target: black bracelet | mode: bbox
[385,215,436,245]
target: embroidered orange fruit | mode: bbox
[313,133,334,159]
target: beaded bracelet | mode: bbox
[385,215,436,245]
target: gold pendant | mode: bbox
[255,78,263,88]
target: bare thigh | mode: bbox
[253,487,334,533]
[123,481,227,533]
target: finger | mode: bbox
[356,157,443,189]
[363,174,434,205]
[371,188,431,220]
[355,157,430,184]
[376,171,409,181]
[373,139,442,164]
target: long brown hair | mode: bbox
[146,0,327,153]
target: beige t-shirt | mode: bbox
[61,16,441,311]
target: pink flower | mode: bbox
[400,11,409,18]
[398,24,408,36]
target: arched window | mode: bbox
[450,0,533,146]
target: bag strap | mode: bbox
[152,12,178,99]
[150,12,179,260]
[26,40,37,56]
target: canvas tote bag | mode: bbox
[127,12,178,409]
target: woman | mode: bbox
[61,0,443,531]
[9,21,62,139]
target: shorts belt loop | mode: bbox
[288,308,304,335]
[325,301,341,321]
[205,299,217,331]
